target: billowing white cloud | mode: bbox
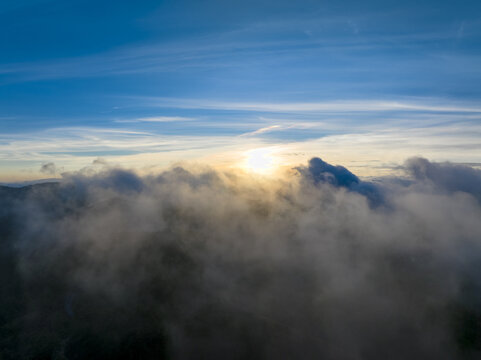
[1,157,481,358]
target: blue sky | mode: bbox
[1,0,481,181]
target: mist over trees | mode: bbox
[1,157,481,359]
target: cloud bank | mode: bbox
[1,157,481,359]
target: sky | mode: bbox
[1,0,481,181]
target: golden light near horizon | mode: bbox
[243,147,279,174]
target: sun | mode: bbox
[243,147,277,174]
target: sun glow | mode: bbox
[243,147,278,174]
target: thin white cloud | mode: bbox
[239,125,283,137]
[115,116,195,123]
[140,97,481,114]
[0,126,262,165]
[1,17,478,83]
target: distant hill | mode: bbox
[0,178,59,188]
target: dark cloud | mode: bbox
[1,157,481,359]
[40,162,56,175]
[298,157,360,187]
[297,157,384,206]
[406,157,481,202]
[92,158,108,166]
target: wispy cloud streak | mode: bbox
[114,116,195,123]
[144,97,481,114]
